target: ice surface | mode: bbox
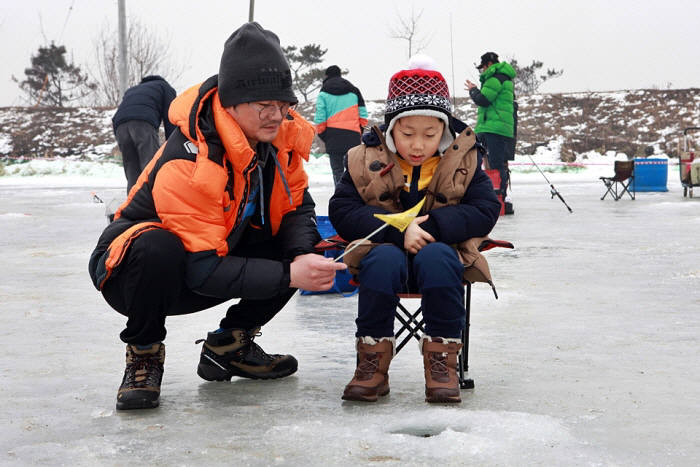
[1,161,699,466]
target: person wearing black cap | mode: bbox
[112,75,177,192]
[465,52,516,214]
[314,65,368,185]
[89,22,346,410]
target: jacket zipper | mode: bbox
[234,157,258,229]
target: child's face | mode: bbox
[392,115,444,166]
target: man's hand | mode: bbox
[403,215,435,255]
[289,253,348,291]
[464,79,477,91]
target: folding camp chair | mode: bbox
[600,160,635,200]
[313,233,514,390]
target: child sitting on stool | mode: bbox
[329,56,501,403]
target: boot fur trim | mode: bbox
[419,335,462,355]
[357,336,396,356]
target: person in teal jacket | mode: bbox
[314,66,368,186]
[465,52,516,214]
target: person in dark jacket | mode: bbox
[90,22,346,411]
[329,57,501,404]
[112,75,177,192]
[314,66,368,185]
[465,52,516,214]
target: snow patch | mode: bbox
[1,159,123,177]
[262,409,594,465]
[0,134,11,153]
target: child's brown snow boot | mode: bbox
[342,337,395,402]
[421,336,462,403]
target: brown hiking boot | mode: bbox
[421,336,462,403]
[196,328,297,381]
[116,343,165,410]
[342,337,394,402]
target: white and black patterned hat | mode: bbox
[384,61,453,153]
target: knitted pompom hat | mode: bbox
[384,56,454,153]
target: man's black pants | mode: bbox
[479,132,512,195]
[328,151,347,186]
[114,120,161,192]
[102,229,296,345]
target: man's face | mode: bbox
[478,61,493,73]
[226,101,292,146]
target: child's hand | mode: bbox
[404,215,435,254]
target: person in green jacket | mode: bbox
[465,52,516,214]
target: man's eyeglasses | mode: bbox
[248,102,295,120]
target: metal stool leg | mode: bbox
[459,282,475,389]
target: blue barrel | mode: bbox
[316,215,336,239]
[630,158,668,192]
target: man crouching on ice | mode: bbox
[88,22,346,410]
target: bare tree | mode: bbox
[89,18,186,106]
[390,7,432,59]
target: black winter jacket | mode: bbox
[329,119,500,248]
[112,75,177,137]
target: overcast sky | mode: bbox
[1,0,698,107]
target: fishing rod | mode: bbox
[526,154,573,213]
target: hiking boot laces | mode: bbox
[242,330,276,363]
[195,329,279,363]
[123,353,163,389]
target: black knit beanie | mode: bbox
[218,22,298,107]
[325,65,341,77]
